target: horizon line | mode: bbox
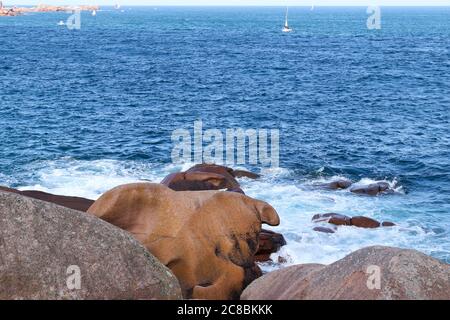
[5,4,450,7]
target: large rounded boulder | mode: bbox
[0,191,182,300]
[87,183,280,300]
[241,246,450,300]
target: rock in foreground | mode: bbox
[242,246,450,300]
[0,191,182,300]
[88,183,280,300]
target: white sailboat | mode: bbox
[282,7,293,33]
[115,3,121,10]
[92,9,96,16]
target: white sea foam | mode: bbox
[11,159,446,267]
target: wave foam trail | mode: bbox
[8,159,449,266]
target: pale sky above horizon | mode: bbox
[4,0,450,6]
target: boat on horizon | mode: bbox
[282,7,293,33]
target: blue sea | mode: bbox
[0,7,449,266]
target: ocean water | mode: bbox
[0,7,449,267]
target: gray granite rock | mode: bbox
[0,191,182,300]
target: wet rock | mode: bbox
[161,171,234,191]
[350,182,392,196]
[350,216,381,228]
[312,212,396,230]
[317,179,352,190]
[0,191,182,300]
[312,213,352,226]
[185,164,241,188]
[232,170,260,179]
[0,186,94,212]
[88,183,280,300]
[242,246,450,300]
[254,229,286,262]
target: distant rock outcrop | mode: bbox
[1,4,99,16]
[241,246,450,300]
[0,191,182,300]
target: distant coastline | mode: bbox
[0,3,99,16]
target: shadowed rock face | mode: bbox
[0,191,182,300]
[241,246,450,300]
[161,171,236,191]
[161,164,258,194]
[254,229,287,262]
[0,186,94,212]
[87,183,280,300]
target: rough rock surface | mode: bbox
[87,183,280,300]
[241,246,450,300]
[0,191,182,300]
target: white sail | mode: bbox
[284,7,289,28]
[282,7,293,32]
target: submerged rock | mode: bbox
[242,246,450,300]
[0,191,182,300]
[350,182,393,196]
[87,183,280,300]
[312,213,352,226]
[316,179,352,190]
[313,226,336,234]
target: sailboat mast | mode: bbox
[285,7,289,28]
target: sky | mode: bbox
[4,0,450,6]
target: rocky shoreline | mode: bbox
[0,163,449,300]
[0,4,99,16]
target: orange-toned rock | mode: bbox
[350,216,381,228]
[87,183,280,300]
[254,229,286,262]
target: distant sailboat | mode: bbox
[115,3,121,10]
[57,20,65,26]
[92,9,96,16]
[282,7,293,33]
